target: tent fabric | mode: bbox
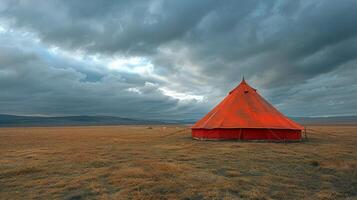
[192,79,304,141]
[192,128,301,141]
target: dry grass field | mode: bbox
[0,125,356,200]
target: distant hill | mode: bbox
[292,116,357,126]
[168,116,357,126]
[1,114,357,127]
[0,114,166,127]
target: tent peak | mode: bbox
[240,76,248,86]
[229,77,252,94]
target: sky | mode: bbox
[0,0,357,120]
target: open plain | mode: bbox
[0,125,356,200]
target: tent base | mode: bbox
[192,128,302,141]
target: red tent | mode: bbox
[192,78,304,141]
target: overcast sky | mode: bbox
[0,0,357,120]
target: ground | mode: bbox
[0,125,356,200]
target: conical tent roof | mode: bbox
[193,79,303,130]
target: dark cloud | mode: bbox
[0,0,356,119]
[0,36,206,119]
[0,0,218,54]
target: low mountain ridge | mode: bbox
[1,114,356,127]
[292,116,357,125]
[0,114,165,127]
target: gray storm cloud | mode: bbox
[0,0,356,119]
